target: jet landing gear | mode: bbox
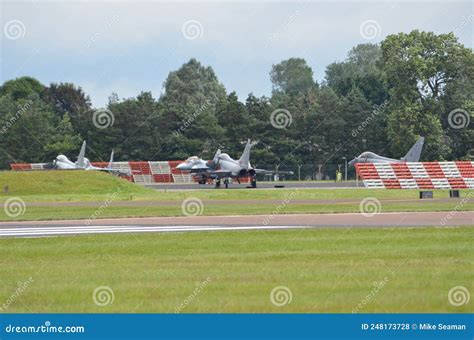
[215,179,230,189]
[251,175,257,188]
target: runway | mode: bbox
[0,211,472,238]
[144,180,360,190]
[24,197,458,207]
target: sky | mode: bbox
[1,0,473,108]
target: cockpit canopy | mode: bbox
[358,152,377,159]
[185,156,200,163]
[56,155,69,162]
[218,153,232,161]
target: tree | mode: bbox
[91,91,160,161]
[44,114,82,157]
[0,32,471,170]
[325,44,388,105]
[270,58,317,96]
[158,59,227,159]
[381,30,473,159]
[0,76,45,101]
[44,83,93,138]
[0,95,56,167]
[215,92,252,151]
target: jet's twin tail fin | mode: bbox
[402,137,425,162]
[76,140,87,168]
[107,149,114,169]
[212,149,221,166]
[238,139,252,167]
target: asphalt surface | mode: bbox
[24,197,464,207]
[0,212,472,238]
[144,181,360,190]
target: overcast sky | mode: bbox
[1,1,472,107]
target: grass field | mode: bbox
[0,170,152,197]
[2,200,473,222]
[0,226,472,313]
[1,171,472,202]
[0,171,473,221]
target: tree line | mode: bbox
[0,30,472,173]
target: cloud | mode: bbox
[1,1,472,107]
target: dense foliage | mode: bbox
[0,31,472,177]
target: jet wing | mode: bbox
[188,167,211,173]
[91,167,133,176]
[191,169,232,179]
[109,169,132,176]
[205,170,233,179]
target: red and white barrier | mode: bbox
[355,161,474,189]
[11,160,189,183]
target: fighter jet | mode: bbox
[349,137,425,165]
[176,140,293,188]
[53,141,130,175]
[176,149,221,184]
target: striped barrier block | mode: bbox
[111,161,132,173]
[129,161,151,175]
[149,161,171,175]
[90,162,108,168]
[30,163,48,170]
[356,161,474,189]
[10,163,32,171]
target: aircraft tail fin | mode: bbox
[402,137,425,162]
[238,139,252,167]
[212,149,221,166]
[107,149,114,169]
[76,140,86,168]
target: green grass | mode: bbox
[1,201,473,222]
[0,171,472,221]
[1,170,472,203]
[0,170,153,196]
[0,227,472,313]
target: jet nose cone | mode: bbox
[348,158,358,166]
[176,162,190,171]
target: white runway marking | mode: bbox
[0,225,310,238]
